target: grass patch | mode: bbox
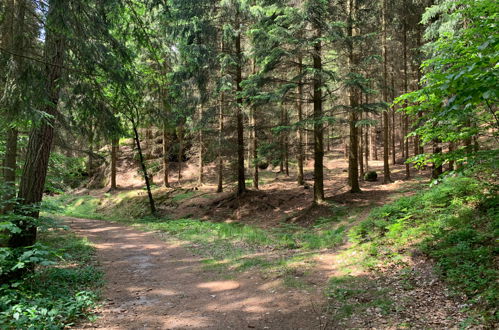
[349,176,498,322]
[0,229,103,329]
[325,275,394,320]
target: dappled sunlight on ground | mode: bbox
[68,217,323,329]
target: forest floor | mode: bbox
[55,151,476,329]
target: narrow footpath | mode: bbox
[68,217,322,330]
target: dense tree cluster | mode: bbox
[0,0,497,251]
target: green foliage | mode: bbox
[0,230,103,329]
[326,275,393,320]
[350,176,498,321]
[396,0,498,169]
[364,171,378,182]
[45,153,87,193]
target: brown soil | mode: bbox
[69,217,323,330]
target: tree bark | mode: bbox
[382,0,392,184]
[403,18,410,179]
[1,0,25,206]
[217,92,224,193]
[296,56,305,186]
[163,125,170,187]
[132,122,156,216]
[198,107,204,185]
[250,105,258,189]
[391,77,396,165]
[284,108,289,176]
[9,0,66,248]
[177,123,183,183]
[348,0,361,193]
[312,23,325,204]
[110,137,118,190]
[235,12,246,195]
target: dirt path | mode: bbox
[68,217,323,330]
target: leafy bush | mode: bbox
[0,184,102,328]
[364,171,378,182]
[0,230,103,329]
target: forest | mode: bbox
[0,0,497,328]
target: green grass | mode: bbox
[325,275,394,320]
[349,176,498,322]
[0,229,103,329]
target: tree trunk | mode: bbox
[280,106,285,173]
[284,108,289,176]
[217,92,224,193]
[312,24,325,204]
[87,123,94,177]
[348,0,361,193]
[359,114,365,179]
[296,57,305,186]
[382,0,392,184]
[198,107,204,185]
[3,128,18,204]
[177,124,183,183]
[235,14,246,195]
[1,0,25,207]
[403,19,410,179]
[132,123,156,216]
[250,104,259,190]
[364,120,369,173]
[391,77,396,166]
[448,142,455,171]
[431,141,443,180]
[163,125,170,187]
[110,137,118,190]
[9,0,66,248]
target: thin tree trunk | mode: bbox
[87,123,94,177]
[312,23,325,204]
[431,141,443,180]
[364,92,369,171]
[177,124,183,183]
[2,0,25,207]
[250,103,259,190]
[10,0,66,248]
[391,76,396,165]
[348,0,361,193]
[163,125,170,187]
[280,106,284,173]
[403,19,410,179]
[198,107,204,185]
[110,137,118,190]
[382,0,392,184]
[132,123,156,216]
[296,57,305,185]
[284,108,289,176]
[359,113,365,179]
[448,142,455,171]
[3,128,18,201]
[217,92,224,193]
[235,12,246,195]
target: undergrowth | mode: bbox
[0,229,103,329]
[349,176,498,322]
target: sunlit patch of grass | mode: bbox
[348,176,498,323]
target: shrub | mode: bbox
[350,176,498,321]
[364,171,378,182]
